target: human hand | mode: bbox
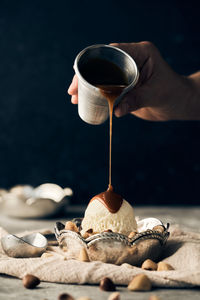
[68,42,198,121]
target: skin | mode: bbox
[68,41,200,121]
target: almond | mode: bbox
[41,252,53,258]
[153,225,164,233]
[108,292,120,300]
[128,274,151,291]
[65,221,79,233]
[78,248,90,262]
[157,262,174,271]
[141,259,157,271]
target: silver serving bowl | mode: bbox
[0,183,73,218]
[54,218,170,266]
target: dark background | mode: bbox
[0,0,200,205]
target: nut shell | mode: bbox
[157,261,174,271]
[141,259,157,271]
[58,293,74,300]
[108,292,120,300]
[22,274,40,289]
[100,277,116,291]
[128,274,151,291]
[65,221,79,233]
[78,248,90,262]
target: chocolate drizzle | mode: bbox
[90,185,123,213]
[84,59,128,213]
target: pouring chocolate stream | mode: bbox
[81,58,129,213]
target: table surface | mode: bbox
[0,206,200,300]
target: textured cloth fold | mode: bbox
[0,226,199,287]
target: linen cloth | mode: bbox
[0,225,199,287]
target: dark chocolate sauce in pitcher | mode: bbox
[81,58,128,213]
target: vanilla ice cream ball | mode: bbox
[81,199,137,236]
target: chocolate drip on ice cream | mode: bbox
[90,185,123,213]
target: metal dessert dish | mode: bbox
[1,233,48,258]
[55,218,170,266]
[0,183,73,218]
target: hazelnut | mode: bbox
[86,228,93,234]
[128,231,137,239]
[100,277,116,291]
[128,274,151,291]
[141,259,157,271]
[78,247,90,262]
[149,295,161,300]
[108,292,120,300]
[58,293,74,300]
[153,225,165,233]
[65,221,79,233]
[103,229,113,232]
[22,274,40,289]
[157,262,174,271]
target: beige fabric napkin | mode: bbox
[0,225,200,288]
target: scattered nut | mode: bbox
[100,277,116,291]
[65,221,79,233]
[78,247,90,262]
[141,259,157,271]
[41,252,53,258]
[128,274,151,291]
[82,232,90,239]
[103,229,113,232]
[58,293,74,300]
[86,228,93,234]
[22,274,40,289]
[157,262,174,271]
[153,225,165,233]
[149,295,161,300]
[108,291,120,300]
[128,231,137,239]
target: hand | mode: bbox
[68,41,200,121]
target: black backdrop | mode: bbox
[0,0,200,205]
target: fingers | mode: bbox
[110,41,156,70]
[71,95,78,104]
[114,88,142,117]
[68,75,78,95]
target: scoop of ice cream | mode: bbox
[81,198,137,236]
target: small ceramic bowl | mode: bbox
[54,218,169,266]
